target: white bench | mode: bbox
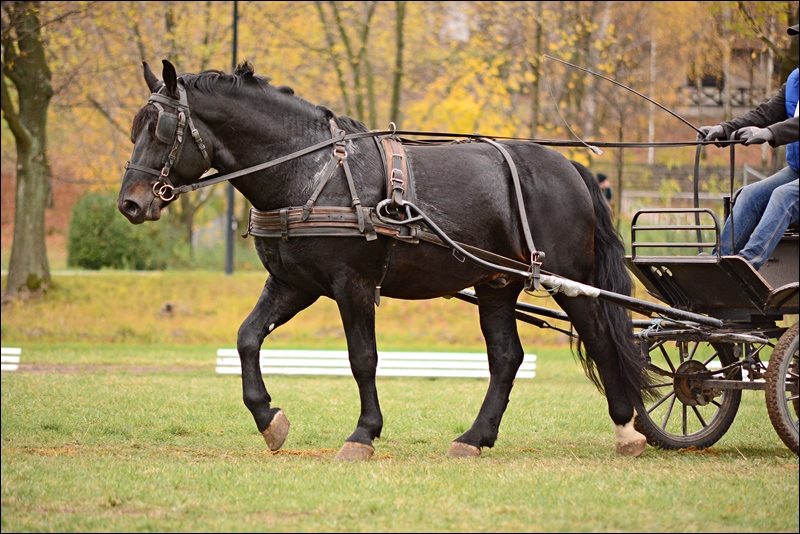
[1,347,21,372]
[215,349,536,379]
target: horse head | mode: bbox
[118,60,213,223]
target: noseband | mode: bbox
[124,80,211,201]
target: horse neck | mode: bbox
[197,94,333,210]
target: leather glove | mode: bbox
[734,126,774,146]
[697,125,726,147]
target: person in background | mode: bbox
[597,173,612,203]
[696,23,799,270]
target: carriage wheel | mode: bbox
[765,322,799,455]
[634,339,742,450]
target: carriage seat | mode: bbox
[627,199,799,320]
[626,254,799,319]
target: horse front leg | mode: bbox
[237,276,318,451]
[448,283,525,458]
[333,285,382,461]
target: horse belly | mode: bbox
[253,237,383,297]
[378,241,503,299]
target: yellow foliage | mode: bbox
[1,0,793,241]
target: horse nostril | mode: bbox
[121,199,141,218]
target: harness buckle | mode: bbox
[334,141,347,160]
[390,168,405,185]
[526,251,545,291]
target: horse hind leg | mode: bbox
[555,294,647,457]
[447,283,526,458]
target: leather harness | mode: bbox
[125,81,543,296]
[245,119,543,299]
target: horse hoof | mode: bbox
[614,419,646,457]
[334,441,375,461]
[616,437,647,457]
[446,441,481,458]
[261,409,290,451]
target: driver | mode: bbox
[697,23,799,270]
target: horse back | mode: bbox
[403,141,596,279]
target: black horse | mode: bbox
[118,59,651,459]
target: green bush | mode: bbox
[67,191,171,270]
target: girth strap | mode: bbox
[248,205,533,275]
[250,206,406,240]
[246,134,544,291]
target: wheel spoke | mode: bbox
[682,403,688,435]
[658,343,677,373]
[660,394,677,430]
[642,380,673,391]
[691,405,709,428]
[764,322,799,454]
[702,349,719,368]
[647,389,674,414]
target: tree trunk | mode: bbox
[389,0,406,126]
[647,34,656,166]
[614,116,625,229]
[529,1,543,138]
[721,4,732,120]
[582,1,611,141]
[1,1,53,300]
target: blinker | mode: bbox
[155,110,179,144]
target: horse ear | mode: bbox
[143,61,160,93]
[161,59,178,98]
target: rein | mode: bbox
[144,125,732,202]
[126,77,744,204]
[125,85,743,293]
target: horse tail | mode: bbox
[569,161,654,407]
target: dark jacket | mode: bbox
[719,68,799,171]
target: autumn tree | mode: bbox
[147,1,232,251]
[1,1,54,300]
[53,1,234,255]
[389,0,406,125]
[2,1,796,280]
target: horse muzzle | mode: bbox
[117,190,163,224]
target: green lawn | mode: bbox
[1,344,798,533]
[1,272,797,532]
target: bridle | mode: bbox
[124,80,211,201]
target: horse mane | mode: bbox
[132,60,370,140]
[332,115,370,134]
[181,61,369,134]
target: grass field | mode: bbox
[1,272,798,532]
[0,271,574,349]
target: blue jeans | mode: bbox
[717,165,799,270]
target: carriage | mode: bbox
[500,179,799,454]
[118,59,798,459]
